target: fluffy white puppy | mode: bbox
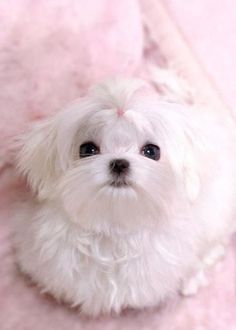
[15,78,236,316]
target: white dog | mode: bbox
[14,78,236,316]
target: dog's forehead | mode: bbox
[80,107,155,150]
[102,118,139,150]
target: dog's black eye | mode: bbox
[141,144,160,161]
[79,142,100,158]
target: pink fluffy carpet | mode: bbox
[1,1,236,329]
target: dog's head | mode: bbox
[17,79,202,232]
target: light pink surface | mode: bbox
[165,0,236,111]
[0,0,143,166]
[1,0,236,329]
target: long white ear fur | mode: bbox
[183,152,201,202]
[17,118,60,199]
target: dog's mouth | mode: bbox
[110,181,129,188]
[109,177,131,188]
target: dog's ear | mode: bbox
[183,152,201,202]
[17,118,60,199]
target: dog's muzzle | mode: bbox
[109,158,130,187]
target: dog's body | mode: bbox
[14,79,236,316]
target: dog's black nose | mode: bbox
[109,159,130,175]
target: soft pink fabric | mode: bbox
[164,0,236,112]
[0,0,143,165]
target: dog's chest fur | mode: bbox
[15,202,197,315]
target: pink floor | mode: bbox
[165,0,236,111]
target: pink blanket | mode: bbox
[1,1,236,329]
[0,0,143,167]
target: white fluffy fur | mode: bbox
[14,78,236,316]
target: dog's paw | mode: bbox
[181,244,226,296]
[181,270,209,296]
[203,244,225,267]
